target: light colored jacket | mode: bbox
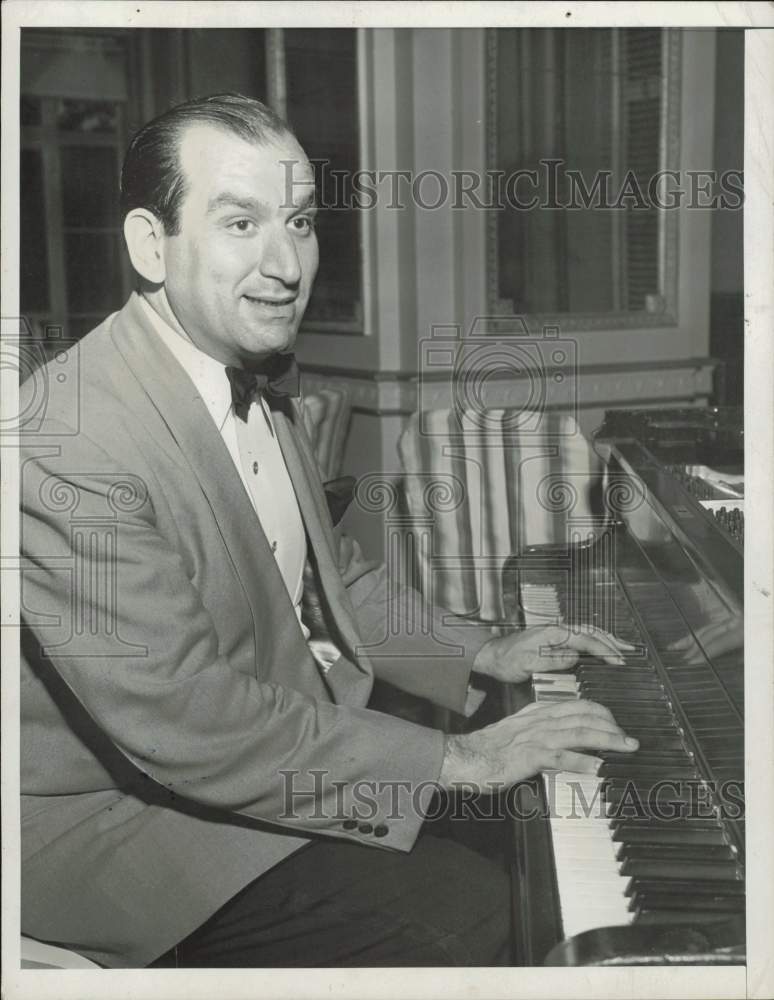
[19,293,491,967]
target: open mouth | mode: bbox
[244,295,296,307]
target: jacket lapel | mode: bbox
[271,401,374,702]
[109,295,325,696]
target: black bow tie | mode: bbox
[225,355,300,421]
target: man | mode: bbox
[19,94,636,968]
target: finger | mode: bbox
[514,698,620,731]
[540,625,626,665]
[545,726,638,754]
[531,646,581,672]
[613,636,637,651]
[539,698,617,725]
[560,631,626,666]
[539,750,604,775]
[579,625,637,653]
[544,716,626,740]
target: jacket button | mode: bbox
[358,823,373,834]
[342,819,358,830]
[374,824,388,837]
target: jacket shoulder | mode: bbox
[18,306,135,434]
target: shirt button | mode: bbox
[342,819,358,830]
[252,461,259,474]
[358,823,374,835]
[374,824,389,838]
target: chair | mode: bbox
[397,406,607,625]
[20,935,101,969]
[299,386,352,482]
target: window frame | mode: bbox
[265,27,370,337]
[485,26,682,333]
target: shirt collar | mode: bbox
[139,294,233,431]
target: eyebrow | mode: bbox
[206,189,317,215]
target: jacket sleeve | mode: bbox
[20,420,444,853]
[346,563,495,715]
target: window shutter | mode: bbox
[622,28,663,311]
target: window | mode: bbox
[270,28,363,332]
[490,28,679,325]
[19,28,364,344]
[20,32,135,345]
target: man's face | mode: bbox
[161,123,318,365]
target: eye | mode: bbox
[228,218,256,234]
[290,215,316,236]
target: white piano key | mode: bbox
[526,583,634,938]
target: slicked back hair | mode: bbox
[120,93,293,235]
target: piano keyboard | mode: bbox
[524,583,744,941]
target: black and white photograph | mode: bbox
[2,3,772,999]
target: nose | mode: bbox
[259,225,301,288]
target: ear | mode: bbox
[123,209,167,284]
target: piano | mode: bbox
[500,408,745,966]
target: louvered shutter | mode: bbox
[621,28,664,311]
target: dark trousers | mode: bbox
[149,833,511,967]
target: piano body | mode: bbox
[500,407,745,966]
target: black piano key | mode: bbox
[690,723,745,735]
[612,823,726,846]
[620,858,742,881]
[593,708,674,721]
[634,908,744,925]
[589,698,672,712]
[603,786,702,810]
[597,707,676,720]
[613,732,685,751]
[581,687,667,699]
[625,877,744,898]
[599,750,693,765]
[577,677,663,690]
[610,816,724,833]
[577,665,661,677]
[597,764,699,781]
[599,763,699,780]
[603,779,707,802]
[694,735,746,750]
[616,843,736,863]
[575,667,657,679]
[630,891,746,914]
[610,726,683,738]
[712,767,746,782]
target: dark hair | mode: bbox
[120,93,293,235]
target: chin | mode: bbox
[243,329,296,358]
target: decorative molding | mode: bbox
[302,358,716,416]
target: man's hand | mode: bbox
[439,698,638,791]
[336,532,380,586]
[472,624,634,685]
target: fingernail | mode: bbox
[625,737,639,748]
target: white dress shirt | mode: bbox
[139,295,315,642]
